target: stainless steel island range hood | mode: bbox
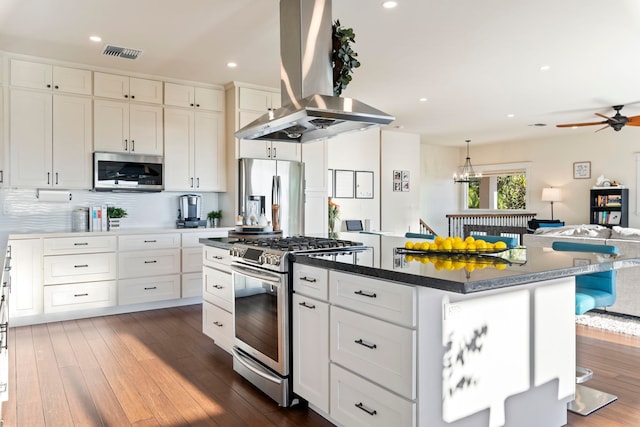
[235,0,394,144]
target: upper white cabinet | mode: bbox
[10,89,92,188]
[239,87,281,111]
[94,99,163,155]
[10,59,92,95]
[164,82,223,111]
[164,107,225,191]
[94,72,162,104]
[0,88,5,187]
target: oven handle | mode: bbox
[231,264,282,284]
[232,347,283,383]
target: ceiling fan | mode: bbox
[556,105,640,132]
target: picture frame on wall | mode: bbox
[573,161,591,179]
[355,171,374,199]
[334,169,355,198]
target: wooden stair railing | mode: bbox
[419,219,439,236]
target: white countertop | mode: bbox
[7,227,233,240]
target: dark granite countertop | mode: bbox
[291,234,640,294]
[199,237,237,250]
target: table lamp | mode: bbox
[541,187,562,220]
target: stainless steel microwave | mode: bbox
[93,152,164,192]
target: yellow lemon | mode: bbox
[494,241,508,250]
[453,241,467,250]
[466,243,477,252]
[404,241,414,249]
[494,263,507,270]
[475,240,487,249]
[429,243,438,251]
[464,236,475,244]
[441,240,453,251]
[434,235,444,245]
[453,236,463,245]
[420,241,430,250]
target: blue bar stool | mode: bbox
[404,232,436,240]
[551,241,619,416]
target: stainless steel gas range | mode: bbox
[228,236,364,407]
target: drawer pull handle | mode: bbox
[300,276,316,283]
[74,293,89,297]
[144,240,157,243]
[355,402,377,416]
[213,256,224,260]
[73,242,89,246]
[144,260,157,264]
[299,301,316,309]
[144,286,157,290]
[354,290,377,298]
[213,321,223,327]
[74,264,89,268]
[213,285,224,289]
[354,339,377,350]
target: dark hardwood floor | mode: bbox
[2,304,639,426]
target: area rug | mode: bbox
[576,311,640,337]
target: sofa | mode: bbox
[523,224,640,318]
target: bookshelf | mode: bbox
[590,188,628,227]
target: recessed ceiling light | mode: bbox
[382,1,398,9]
[89,35,102,43]
[227,62,238,68]
[507,113,515,118]
[540,65,551,71]
[419,97,428,102]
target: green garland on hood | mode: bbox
[332,20,361,96]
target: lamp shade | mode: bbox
[541,187,562,202]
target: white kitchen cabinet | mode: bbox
[180,230,229,299]
[118,275,181,305]
[94,99,163,155]
[202,245,233,353]
[43,235,117,255]
[44,281,117,314]
[118,249,181,279]
[118,233,181,251]
[94,72,163,104]
[10,59,92,95]
[302,140,328,236]
[238,139,301,161]
[8,239,43,319]
[293,293,330,413]
[239,87,281,111]
[43,252,117,285]
[203,265,233,312]
[181,272,202,298]
[10,89,92,188]
[164,107,226,191]
[0,88,6,187]
[164,82,223,111]
[203,300,233,352]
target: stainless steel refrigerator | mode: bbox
[238,158,304,236]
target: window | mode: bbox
[465,162,530,211]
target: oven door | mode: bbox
[231,262,288,376]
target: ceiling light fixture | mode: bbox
[540,65,551,71]
[507,113,515,118]
[419,97,427,102]
[89,35,102,42]
[227,62,238,68]
[453,139,481,183]
[382,1,398,9]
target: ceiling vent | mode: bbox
[101,44,143,60]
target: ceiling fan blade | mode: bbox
[594,112,622,123]
[624,115,640,126]
[556,121,608,128]
[595,124,611,132]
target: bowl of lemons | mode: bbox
[402,235,508,255]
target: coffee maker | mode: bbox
[177,194,207,228]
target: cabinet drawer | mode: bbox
[118,274,181,305]
[182,272,202,298]
[182,247,203,273]
[330,270,416,327]
[330,364,416,427]
[203,246,232,271]
[44,253,117,285]
[203,301,233,353]
[330,306,416,400]
[43,236,116,255]
[182,231,228,247]
[118,233,180,251]
[293,264,328,300]
[118,249,180,279]
[44,281,117,313]
[203,266,232,311]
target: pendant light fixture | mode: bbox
[453,139,481,183]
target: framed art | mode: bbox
[334,169,355,198]
[573,161,591,179]
[355,171,374,198]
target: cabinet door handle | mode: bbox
[196,177,200,188]
[354,290,377,298]
[213,321,223,327]
[55,172,59,185]
[354,338,377,349]
[74,264,89,268]
[191,177,194,188]
[212,256,223,260]
[272,147,277,158]
[124,139,128,150]
[267,146,271,158]
[47,172,50,185]
[74,293,89,297]
[74,242,89,246]
[355,402,377,416]
[299,301,316,309]
[190,103,194,107]
[0,170,3,183]
[124,94,129,99]
[46,84,51,88]
[213,285,224,289]
[196,103,200,108]
[144,260,157,264]
[144,240,157,243]
[131,95,135,99]
[144,286,157,290]
[131,140,135,151]
[300,276,316,283]
[54,85,59,90]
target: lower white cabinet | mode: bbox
[118,249,180,279]
[118,275,181,305]
[8,239,43,318]
[203,300,233,352]
[43,252,116,285]
[181,272,202,298]
[330,364,416,427]
[292,293,329,413]
[203,265,233,312]
[44,281,117,313]
[201,245,233,354]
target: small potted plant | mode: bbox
[207,210,222,228]
[107,206,127,231]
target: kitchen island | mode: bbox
[289,234,640,427]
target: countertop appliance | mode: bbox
[177,194,207,228]
[93,152,164,192]
[238,158,304,237]
[229,236,364,407]
[235,0,394,143]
